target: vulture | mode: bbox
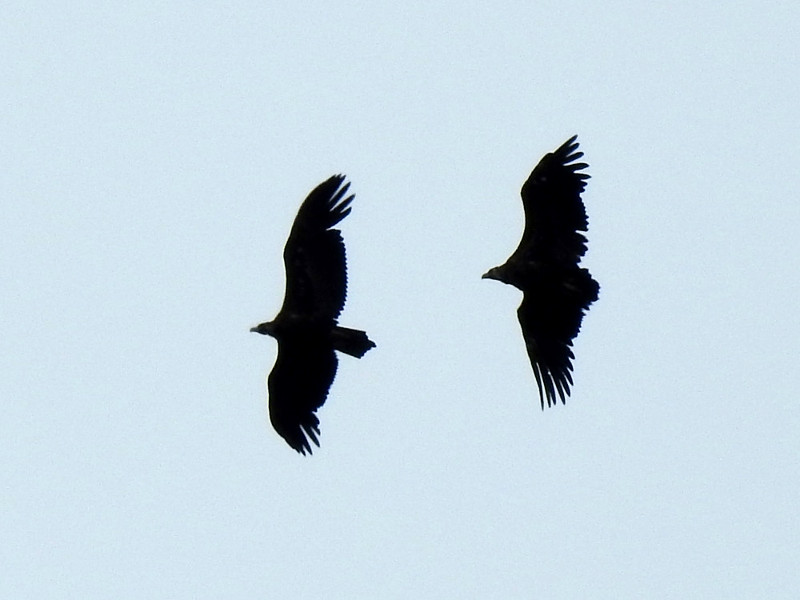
[251,175,375,454]
[482,135,598,408]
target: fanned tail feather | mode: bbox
[332,326,376,358]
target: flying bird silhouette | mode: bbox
[251,175,375,454]
[483,135,598,408]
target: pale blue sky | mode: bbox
[3,1,799,598]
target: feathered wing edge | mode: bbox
[292,175,354,234]
[517,265,599,409]
[517,297,574,410]
[268,339,338,455]
[518,135,592,262]
[281,175,354,321]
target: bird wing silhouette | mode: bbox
[515,135,591,268]
[268,335,338,455]
[280,175,353,321]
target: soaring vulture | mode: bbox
[482,135,598,408]
[251,175,375,454]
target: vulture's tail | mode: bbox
[332,326,376,358]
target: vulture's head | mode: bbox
[250,321,277,337]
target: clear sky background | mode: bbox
[3,1,799,598]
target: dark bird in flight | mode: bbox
[482,135,599,409]
[251,175,375,455]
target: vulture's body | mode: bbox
[483,136,598,408]
[251,175,375,454]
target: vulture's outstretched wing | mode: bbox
[268,336,338,455]
[515,135,591,267]
[517,267,598,408]
[281,175,353,321]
